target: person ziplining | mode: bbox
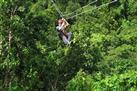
[51,0,117,44]
[50,0,72,45]
[56,18,72,45]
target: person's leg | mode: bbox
[67,32,72,41]
[62,35,70,44]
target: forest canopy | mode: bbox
[0,0,137,91]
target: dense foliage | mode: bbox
[0,0,137,91]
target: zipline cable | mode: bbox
[63,0,98,17]
[66,0,117,19]
[50,0,64,18]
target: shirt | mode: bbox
[56,21,65,30]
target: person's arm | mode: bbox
[62,18,69,27]
[57,21,65,30]
[61,21,65,28]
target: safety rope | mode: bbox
[63,0,98,17]
[66,0,118,19]
[50,0,64,18]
